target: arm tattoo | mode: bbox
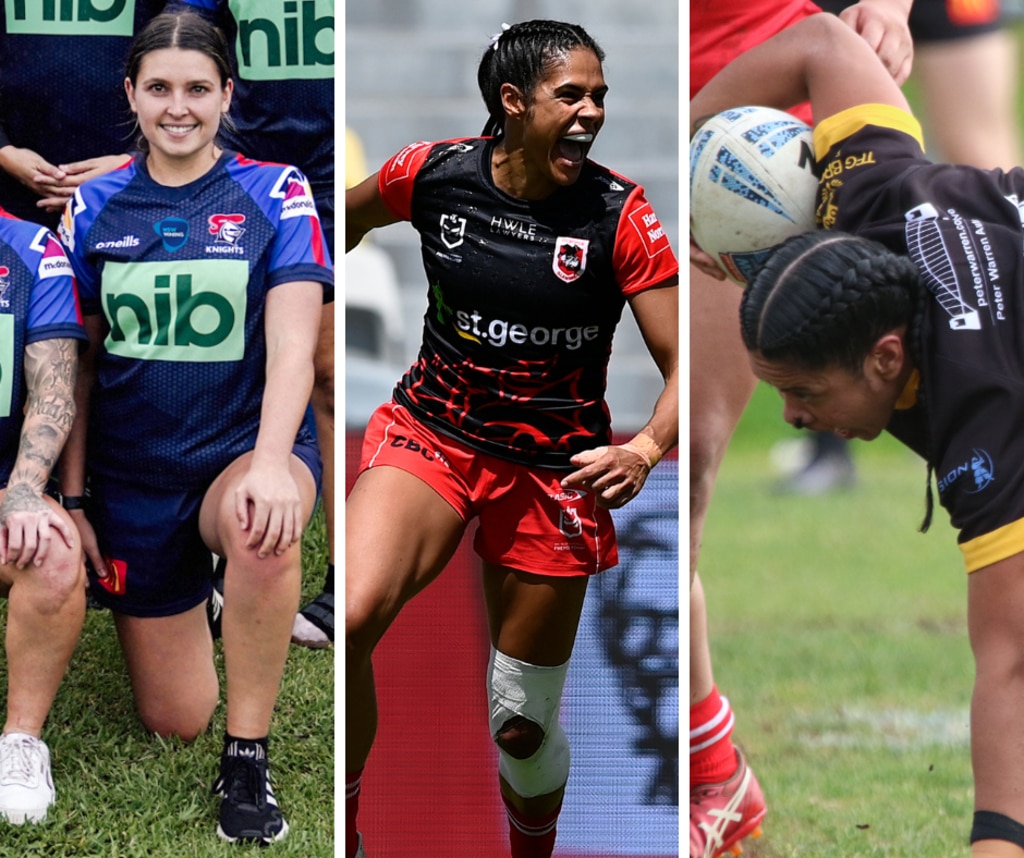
[7,338,78,496]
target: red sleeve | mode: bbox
[377,141,434,221]
[613,186,679,296]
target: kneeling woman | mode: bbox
[58,12,332,846]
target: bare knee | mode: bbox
[138,698,215,743]
[19,543,85,617]
[495,715,545,759]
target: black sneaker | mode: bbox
[213,741,288,845]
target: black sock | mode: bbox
[223,733,268,757]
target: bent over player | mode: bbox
[696,11,1024,857]
[345,19,679,858]
[0,206,87,824]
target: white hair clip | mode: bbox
[489,22,511,51]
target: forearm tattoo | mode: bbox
[7,338,77,496]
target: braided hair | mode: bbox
[477,19,605,139]
[740,231,920,373]
[740,230,938,528]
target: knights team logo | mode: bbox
[440,213,467,249]
[209,214,247,245]
[553,236,589,283]
[0,267,9,308]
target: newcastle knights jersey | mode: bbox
[815,103,1024,572]
[59,152,333,490]
[0,209,86,485]
[378,137,678,469]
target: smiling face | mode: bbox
[749,333,912,442]
[497,46,607,198]
[125,47,232,185]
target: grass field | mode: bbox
[0,505,334,858]
[699,383,976,856]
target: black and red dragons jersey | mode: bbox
[377,137,678,470]
[815,104,1024,572]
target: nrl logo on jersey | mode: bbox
[440,214,467,249]
[553,236,589,283]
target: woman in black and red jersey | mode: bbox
[344,19,678,858]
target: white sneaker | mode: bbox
[0,733,54,824]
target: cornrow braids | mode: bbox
[740,229,937,528]
[739,231,919,375]
[477,19,605,138]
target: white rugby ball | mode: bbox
[690,105,818,285]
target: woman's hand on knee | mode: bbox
[233,460,305,559]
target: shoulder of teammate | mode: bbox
[589,165,677,296]
[15,224,86,340]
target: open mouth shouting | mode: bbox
[557,132,594,168]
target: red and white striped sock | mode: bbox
[690,685,738,786]
[345,769,363,858]
[503,795,561,858]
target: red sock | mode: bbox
[503,795,561,858]
[690,685,738,785]
[346,769,363,858]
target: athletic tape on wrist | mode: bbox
[621,433,663,469]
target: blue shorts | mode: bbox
[86,438,322,617]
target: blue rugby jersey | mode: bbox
[166,0,334,198]
[59,152,333,489]
[0,0,167,225]
[0,208,87,484]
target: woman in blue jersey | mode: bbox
[345,20,679,858]
[57,12,332,846]
[694,13,1024,857]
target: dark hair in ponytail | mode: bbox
[477,19,604,138]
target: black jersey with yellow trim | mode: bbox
[815,103,1024,572]
[378,137,678,470]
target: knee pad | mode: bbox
[487,647,571,798]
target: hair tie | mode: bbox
[489,22,511,51]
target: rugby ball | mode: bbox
[690,105,818,285]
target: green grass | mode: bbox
[0,504,333,858]
[700,383,975,856]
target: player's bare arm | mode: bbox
[0,337,77,567]
[345,172,399,252]
[691,15,909,134]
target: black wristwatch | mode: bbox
[61,495,88,512]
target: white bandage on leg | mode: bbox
[487,646,572,798]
